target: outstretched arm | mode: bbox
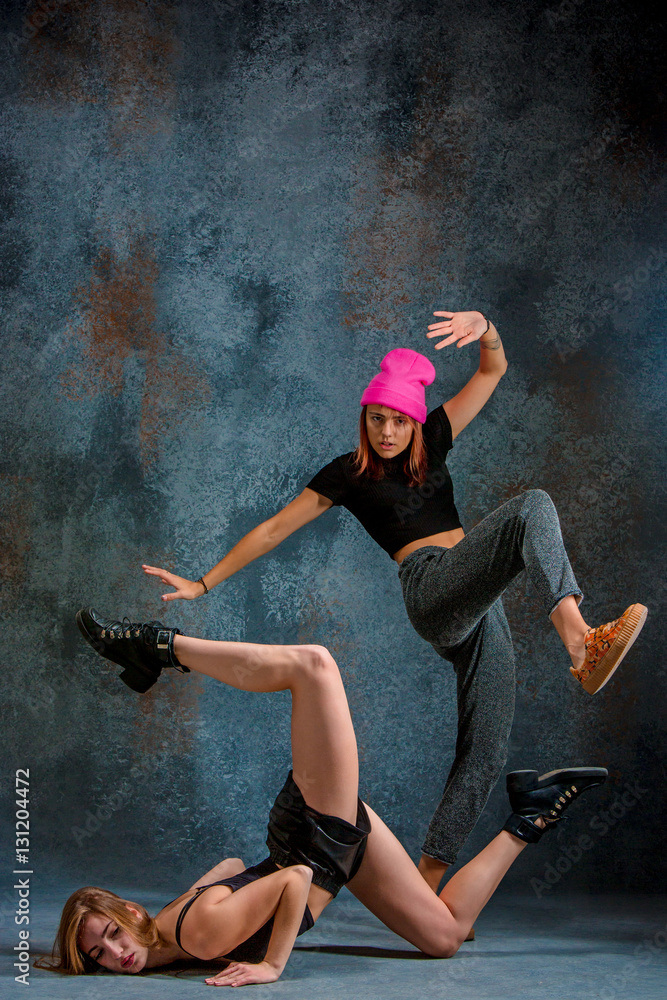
[143,488,333,602]
[427,310,508,440]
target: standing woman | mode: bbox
[142,310,646,892]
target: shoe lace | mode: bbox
[540,785,579,826]
[105,617,164,640]
[103,617,187,673]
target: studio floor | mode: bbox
[8,890,666,1000]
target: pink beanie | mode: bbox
[360,348,435,424]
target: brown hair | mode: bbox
[35,886,162,975]
[353,405,428,487]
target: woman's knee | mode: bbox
[521,488,556,519]
[296,644,340,681]
[419,921,462,959]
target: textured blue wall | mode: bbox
[1,0,665,902]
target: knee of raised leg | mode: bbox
[421,930,460,960]
[299,644,339,680]
[523,487,554,515]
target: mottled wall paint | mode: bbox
[1,0,665,903]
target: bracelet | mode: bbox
[197,576,209,595]
[480,317,490,336]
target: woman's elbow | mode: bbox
[261,516,286,548]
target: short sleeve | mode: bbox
[423,406,454,458]
[305,455,350,506]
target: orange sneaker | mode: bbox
[570,604,648,694]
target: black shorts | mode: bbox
[266,771,371,897]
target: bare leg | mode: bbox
[418,855,450,893]
[550,594,590,669]
[173,636,358,823]
[417,858,475,940]
[347,804,531,957]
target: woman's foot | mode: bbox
[570,604,648,694]
[75,608,187,693]
[502,766,607,843]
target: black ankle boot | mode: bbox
[76,608,189,693]
[502,767,608,844]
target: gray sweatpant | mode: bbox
[398,489,582,864]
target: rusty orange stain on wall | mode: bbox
[98,0,179,147]
[61,232,209,468]
[21,0,98,106]
[343,61,476,336]
[134,672,204,758]
[61,235,159,398]
[30,0,197,735]
[22,0,178,145]
[139,350,208,470]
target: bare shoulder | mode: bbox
[154,882,235,950]
[181,868,295,961]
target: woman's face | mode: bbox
[365,405,414,458]
[79,907,148,974]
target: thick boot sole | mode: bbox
[506,767,607,796]
[507,766,608,821]
[118,667,156,694]
[76,609,158,693]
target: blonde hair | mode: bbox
[353,405,427,487]
[35,886,162,975]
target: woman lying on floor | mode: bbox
[40,609,607,987]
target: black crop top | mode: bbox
[305,406,461,556]
[173,857,314,964]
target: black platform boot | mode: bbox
[76,607,189,693]
[502,767,608,843]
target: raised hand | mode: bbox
[142,564,204,602]
[204,960,281,987]
[427,311,488,349]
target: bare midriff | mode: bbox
[393,527,466,564]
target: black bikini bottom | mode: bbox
[266,770,371,897]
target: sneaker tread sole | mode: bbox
[580,603,647,694]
